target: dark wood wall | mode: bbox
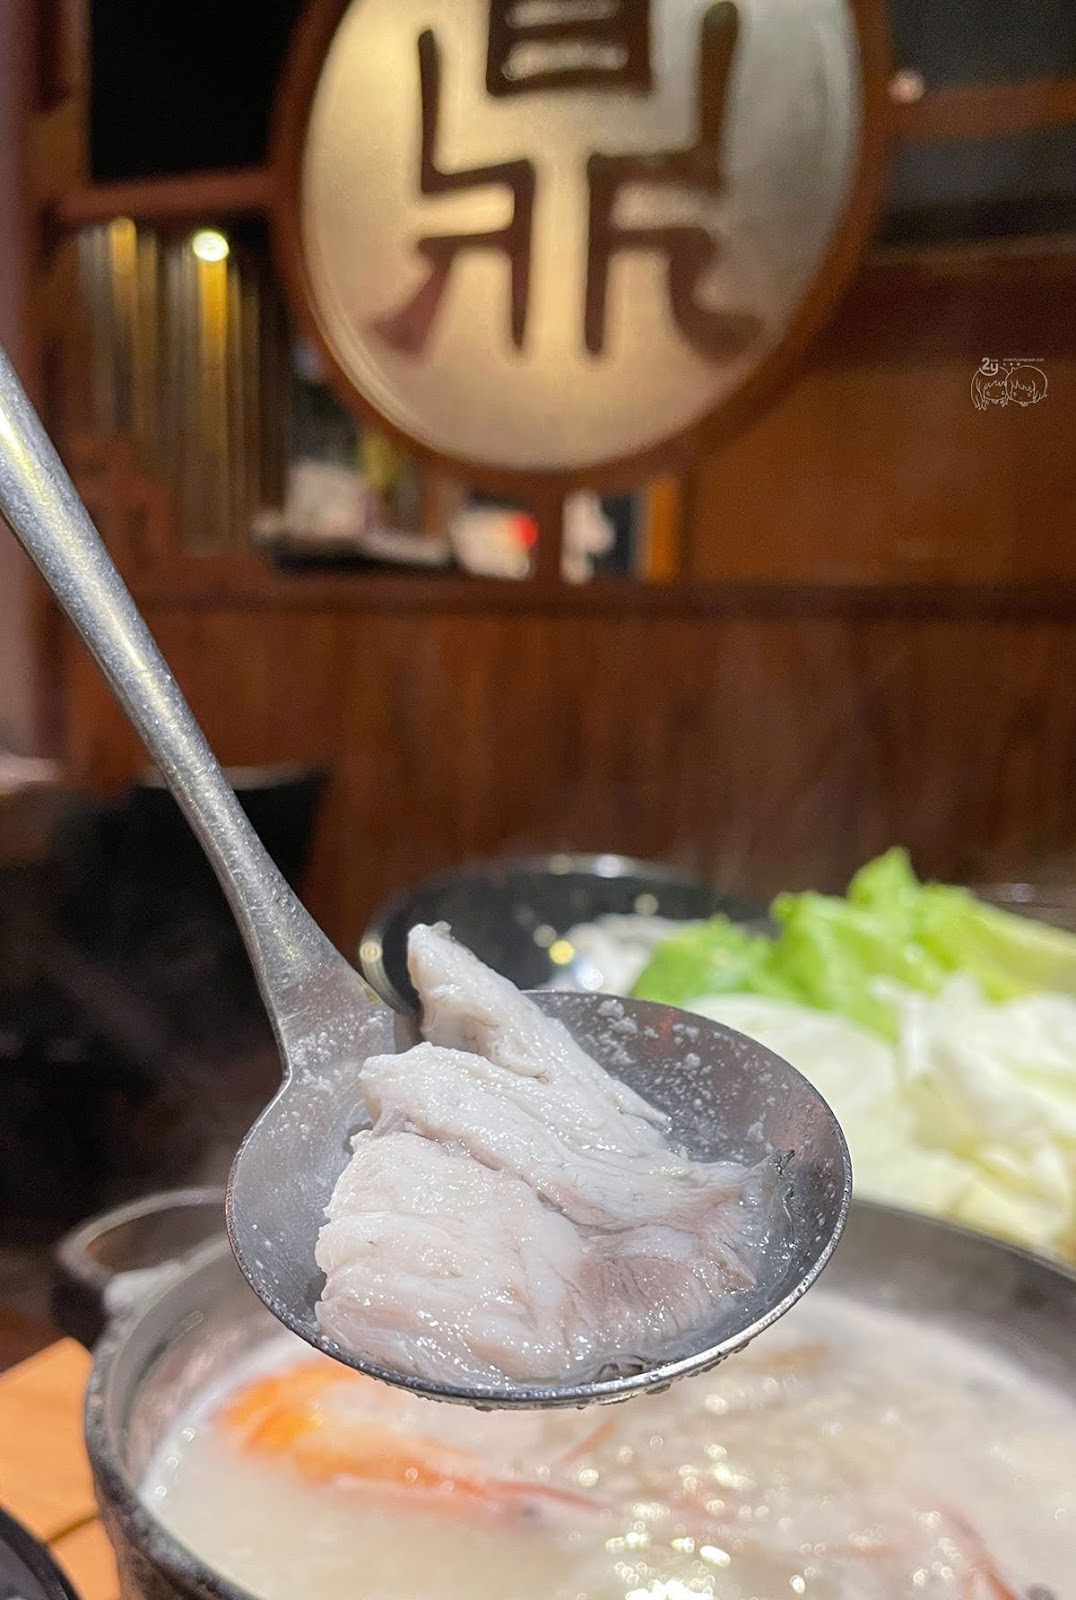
[56,234,1076,950]
[61,597,1076,951]
[19,3,1076,951]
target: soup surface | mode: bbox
[144,1290,1075,1600]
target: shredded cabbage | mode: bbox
[566,851,1076,1256]
[690,982,1076,1258]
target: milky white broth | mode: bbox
[142,1290,1075,1600]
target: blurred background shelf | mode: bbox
[53,166,275,229]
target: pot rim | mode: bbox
[53,1187,228,1352]
[86,1234,257,1600]
[80,1201,1076,1600]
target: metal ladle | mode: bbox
[0,350,850,1408]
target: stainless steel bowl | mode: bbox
[359,854,762,1012]
[54,1191,1076,1600]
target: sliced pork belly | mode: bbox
[315,926,778,1387]
[315,1131,585,1386]
[361,1041,752,1232]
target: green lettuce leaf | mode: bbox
[632,846,1076,1033]
[915,886,1076,1000]
[853,847,1076,1000]
[630,916,780,1007]
[766,887,947,1038]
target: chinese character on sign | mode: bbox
[370,29,536,356]
[371,1,759,365]
[297,0,868,475]
[586,2,762,361]
[486,0,652,97]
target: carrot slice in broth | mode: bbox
[219,1359,607,1523]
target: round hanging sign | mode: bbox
[274,0,889,491]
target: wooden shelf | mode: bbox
[114,562,1076,622]
[891,76,1076,143]
[43,73,1076,238]
[52,165,273,231]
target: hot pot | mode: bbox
[54,1190,1076,1600]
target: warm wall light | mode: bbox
[190,228,230,263]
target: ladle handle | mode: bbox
[0,347,330,999]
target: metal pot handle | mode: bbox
[51,1187,226,1348]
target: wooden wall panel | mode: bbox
[61,607,1076,953]
[688,247,1076,583]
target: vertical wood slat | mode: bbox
[641,476,682,580]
